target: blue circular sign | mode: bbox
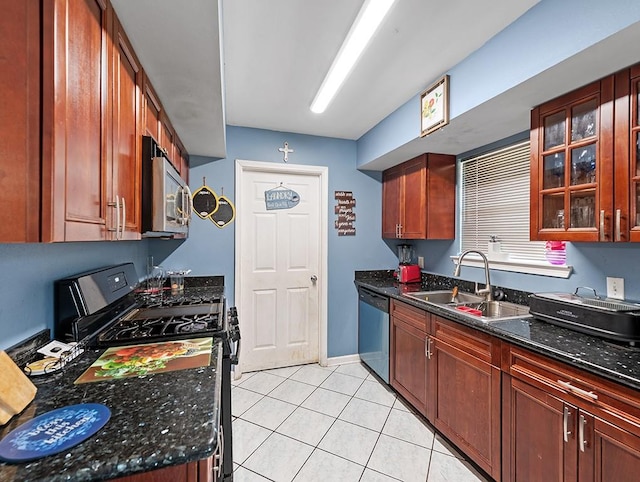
[0,403,111,463]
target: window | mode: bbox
[459,141,572,278]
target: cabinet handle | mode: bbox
[579,414,587,452]
[425,336,432,359]
[616,209,621,241]
[557,380,598,401]
[108,195,120,237]
[398,224,403,238]
[600,210,605,241]
[563,406,572,443]
[120,197,126,240]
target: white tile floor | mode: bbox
[232,362,491,482]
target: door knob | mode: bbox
[311,275,318,282]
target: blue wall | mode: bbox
[357,0,640,168]
[0,241,150,350]
[155,126,397,358]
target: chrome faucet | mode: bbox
[453,249,493,302]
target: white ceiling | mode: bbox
[222,0,539,141]
[111,0,538,161]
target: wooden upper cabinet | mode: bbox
[42,0,112,242]
[530,77,616,242]
[175,137,190,183]
[142,73,188,179]
[382,153,456,240]
[0,0,41,242]
[613,64,640,243]
[143,76,161,143]
[112,13,142,240]
[159,111,176,166]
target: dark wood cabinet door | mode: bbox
[112,15,142,240]
[0,0,41,242]
[143,77,161,142]
[614,64,640,243]
[390,316,428,415]
[390,300,430,416]
[160,111,176,166]
[425,153,456,239]
[586,415,640,482]
[42,0,111,241]
[530,77,615,242]
[382,165,402,238]
[507,377,576,482]
[401,156,428,239]
[431,317,501,480]
[382,153,455,240]
[111,460,198,482]
[175,139,190,183]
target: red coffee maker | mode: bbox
[395,244,421,283]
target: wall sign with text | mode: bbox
[264,185,300,210]
[335,191,356,236]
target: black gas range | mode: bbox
[54,263,238,481]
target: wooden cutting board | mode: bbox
[0,351,37,425]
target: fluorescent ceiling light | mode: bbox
[310,0,396,114]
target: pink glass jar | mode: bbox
[545,241,566,265]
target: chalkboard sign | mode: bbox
[211,195,236,228]
[192,185,219,219]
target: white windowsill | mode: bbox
[450,254,573,279]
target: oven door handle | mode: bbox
[230,330,240,365]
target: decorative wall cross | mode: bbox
[278,141,294,162]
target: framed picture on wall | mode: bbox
[420,75,449,137]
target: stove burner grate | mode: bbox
[97,310,222,345]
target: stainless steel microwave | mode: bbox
[141,136,192,237]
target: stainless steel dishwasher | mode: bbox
[357,286,390,383]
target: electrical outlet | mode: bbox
[417,256,425,269]
[606,277,624,300]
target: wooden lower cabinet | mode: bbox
[430,315,502,481]
[390,300,431,417]
[506,376,576,481]
[504,345,640,481]
[111,456,213,482]
[388,299,640,482]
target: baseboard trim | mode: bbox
[324,354,361,367]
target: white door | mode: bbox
[235,161,328,374]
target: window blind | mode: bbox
[461,141,547,262]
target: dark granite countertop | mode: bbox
[0,279,226,482]
[355,275,640,391]
[0,341,222,482]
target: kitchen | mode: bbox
[2,0,640,481]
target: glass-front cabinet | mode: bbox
[615,64,640,242]
[530,77,615,242]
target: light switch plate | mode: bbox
[418,256,424,269]
[606,277,624,300]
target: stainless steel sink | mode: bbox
[451,300,531,320]
[403,290,531,322]
[403,290,484,305]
